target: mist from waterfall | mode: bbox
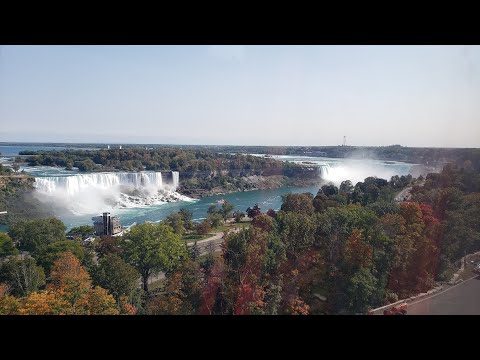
[34,171,188,215]
[317,160,411,186]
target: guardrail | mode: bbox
[368,250,480,315]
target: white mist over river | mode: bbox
[249,154,415,186]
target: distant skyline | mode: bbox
[1,45,479,147]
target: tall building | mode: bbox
[92,212,122,236]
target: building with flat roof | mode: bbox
[92,212,122,236]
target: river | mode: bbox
[1,145,415,230]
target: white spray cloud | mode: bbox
[33,171,188,216]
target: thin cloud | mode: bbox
[207,45,246,62]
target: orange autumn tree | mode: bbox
[11,252,119,315]
[344,229,373,271]
[48,251,92,314]
[45,251,119,315]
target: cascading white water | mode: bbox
[34,171,185,215]
[172,171,179,188]
[35,172,168,196]
[318,164,331,178]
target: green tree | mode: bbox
[92,254,140,303]
[221,200,235,221]
[121,223,187,293]
[280,193,315,215]
[339,180,354,196]
[0,256,46,297]
[9,218,66,254]
[163,212,186,235]
[76,159,97,172]
[179,208,193,230]
[275,211,316,262]
[207,213,223,228]
[0,233,17,257]
[344,268,378,314]
[66,225,94,239]
[36,240,85,275]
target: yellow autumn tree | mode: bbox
[0,283,20,315]
[79,287,119,315]
[19,291,71,315]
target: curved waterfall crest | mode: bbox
[35,171,177,195]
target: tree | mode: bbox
[207,205,220,215]
[48,251,92,314]
[266,209,276,218]
[36,240,85,275]
[280,193,315,215]
[344,268,378,314]
[251,214,274,232]
[76,158,97,172]
[0,256,46,297]
[145,259,202,315]
[19,291,70,315]
[0,233,17,257]
[321,185,339,197]
[80,286,119,315]
[12,163,20,173]
[66,225,94,239]
[65,160,74,171]
[233,211,245,223]
[276,211,316,262]
[96,235,123,258]
[93,254,140,303]
[163,212,186,235]
[0,283,20,315]
[339,180,354,196]
[179,208,193,230]
[121,223,187,293]
[196,221,211,235]
[246,204,261,218]
[366,201,400,217]
[9,218,66,254]
[207,213,223,228]
[190,241,200,262]
[221,200,235,221]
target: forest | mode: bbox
[1,161,478,315]
[18,144,480,172]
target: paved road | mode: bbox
[395,187,412,202]
[407,275,480,315]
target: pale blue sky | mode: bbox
[1,45,479,147]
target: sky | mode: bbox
[1,45,479,147]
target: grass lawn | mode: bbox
[182,233,211,243]
[215,221,251,232]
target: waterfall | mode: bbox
[318,164,331,178]
[33,171,188,215]
[35,172,166,196]
[172,171,179,189]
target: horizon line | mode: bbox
[0,141,479,150]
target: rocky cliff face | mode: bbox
[0,175,35,190]
[178,174,319,199]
